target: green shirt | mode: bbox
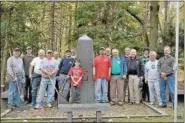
[111,57,121,74]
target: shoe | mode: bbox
[47,103,52,108]
[118,102,123,106]
[35,104,43,109]
[110,101,115,105]
[159,104,167,108]
[24,101,29,105]
[14,105,21,109]
[149,102,154,105]
[8,105,14,110]
[102,100,108,103]
[129,102,134,105]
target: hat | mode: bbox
[26,46,32,50]
[14,47,20,51]
[47,50,53,53]
[99,47,105,50]
[65,49,71,53]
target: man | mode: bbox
[140,47,150,102]
[127,49,144,104]
[93,47,111,103]
[145,51,162,105]
[35,50,58,108]
[7,48,24,109]
[122,47,130,102]
[110,49,127,106]
[105,47,111,57]
[157,46,175,108]
[53,51,61,66]
[71,49,76,59]
[22,46,35,104]
[105,47,111,101]
[57,50,75,101]
[29,49,45,107]
[53,51,61,100]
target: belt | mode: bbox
[166,73,174,77]
[111,73,120,75]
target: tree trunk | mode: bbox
[149,2,159,51]
[1,7,12,89]
[163,1,168,45]
[50,1,55,51]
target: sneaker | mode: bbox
[35,104,43,109]
[47,103,52,108]
[110,101,115,105]
[8,105,14,110]
[159,104,167,108]
[149,102,154,105]
[118,102,123,106]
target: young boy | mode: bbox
[69,59,84,103]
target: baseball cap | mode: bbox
[65,49,71,53]
[47,50,53,53]
[99,47,105,50]
[26,46,32,50]
[14,47,20,51]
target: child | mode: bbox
[69,59,84,103]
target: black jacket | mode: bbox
[127,56,144,77]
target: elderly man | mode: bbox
[122,47,130,102]
[145,51,162,105]
[71,49,76,59]
[93,47,111,103]
[157,46,175,108]
[29,49,45,107]
[22,46,35,104]
[140,47,150,102]
[110,48,127,106]
[53,51,61,101]
[127,49,144,104]
[35,50,58,108]
[105,47,111,57]
[7,48,24,109]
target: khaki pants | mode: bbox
[110,75,124,102]
[129,75,140,103]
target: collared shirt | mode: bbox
[111,57,121,75]
[7,56,24,77]
[157,55,175,75]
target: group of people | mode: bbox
[7,45,175,110]
[93,46,175,108]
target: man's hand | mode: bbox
[161,72,166,78]
[29,74,32,79]
[106,75,110,81]
[93,75,96,81]
[13,76,18,82]
[140,76,143,81]
[122,75,127,80]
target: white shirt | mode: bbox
[30,57,44,74]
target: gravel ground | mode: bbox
[3,102,159,119]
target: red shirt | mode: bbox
[93,55,111,79]
[69,67,84,87]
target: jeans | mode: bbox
[69,86,81,103]
[8,73,23,106]
[148,80,161,104]
[95,78,108,103]
[159,75,175,105]
[37,78,56,105]
[31,76,41,106]
[57,74,71,101]
[24,75,32,103]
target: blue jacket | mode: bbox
[57,57,74,75]
[111,56,127,77]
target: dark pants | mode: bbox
[54,79,59,100]
[108,81,111,101]
[141,79,149,102]
[24,75,32,103]
[69,86,81,103]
